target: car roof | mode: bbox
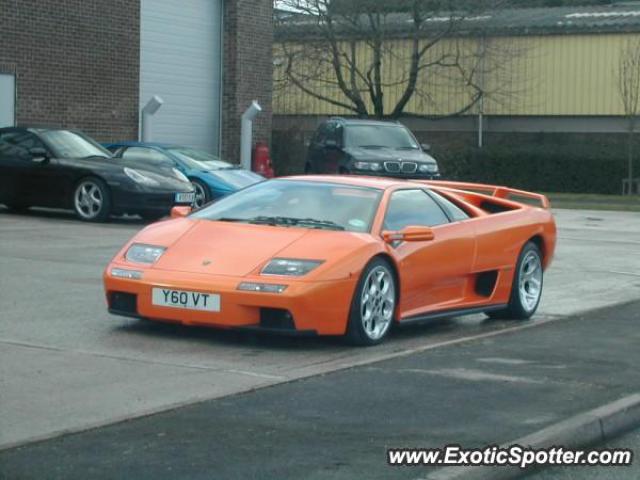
[106,141,178,148]
[328,117,404,128]
[284,174,421,190]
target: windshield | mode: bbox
[191,180,382,232]
[345,124,419,149]
[167,147,235,170]
[38,130,111,158]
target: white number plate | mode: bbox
[175,192,195,203]
[152,288,220,312]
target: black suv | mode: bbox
[305,118,440,179]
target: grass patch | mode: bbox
[544,193,640,212]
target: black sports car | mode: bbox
[0,127,195,221]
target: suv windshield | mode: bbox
[192,180,382,232]
[37,130,111,158]
[167,147,235,171]
[345,124,419,149]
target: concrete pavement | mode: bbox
[1,299,639,480]
[0,207,639,449]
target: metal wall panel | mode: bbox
[274,33,640,117]
[140,0,222,152]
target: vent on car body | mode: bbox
[109,292,138,314]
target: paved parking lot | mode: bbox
[1,206,639,450]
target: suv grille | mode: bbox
[384,161,417,174]
[401,162,418,173]
[384,161,401,173]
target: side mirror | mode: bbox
[29,147,49,164]
[382,225,435,244]
[170,206,192,218]
[420,143,431,152]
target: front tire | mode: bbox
[73,178,111,222]
[191,179,211,209]
[346,258,397,346]
[488,241,543,320]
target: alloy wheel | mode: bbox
[360,266,396,340]
[519,250,542,312]
[74,181,104,220]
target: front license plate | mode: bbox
[175,192,195,204]
[152,288,220,312]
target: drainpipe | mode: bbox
[478,37,486,149]
[140,95,164,142]
[240,100,262,170]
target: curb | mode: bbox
[426,393,640,480]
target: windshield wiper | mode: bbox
[81,155,110,159]
[216,217,246,223]
[358,145,385,149]
[248,216,345,231]
[396,146,419,150]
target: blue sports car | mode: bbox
[105,142,265,208]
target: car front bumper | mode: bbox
[111,188,195,215]
[104,264,357,336]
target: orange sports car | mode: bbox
[103,176,556,345]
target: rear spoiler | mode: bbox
[421,180,550,209]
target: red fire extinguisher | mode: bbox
[252,142,275,178]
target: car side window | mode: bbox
[428,191,470,222]
[314,124,329,146]
[0,131,47,161]
[325,122,341,146]
[122,147,171,165]
[383,189,450,231]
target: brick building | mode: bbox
[0,0,273,161]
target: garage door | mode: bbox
[140,0,222,153]
[0,74,15,128]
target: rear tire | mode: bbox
[73,178,111,222]
[487,241,543,320]
[346,257,397,346]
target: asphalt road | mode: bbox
[1,206,639,451]
[1,299,639,480]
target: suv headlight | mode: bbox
[125,243,166,264]
[261,258,323,276]
[124,167,160,187]
[354,161,382,171]
[419,163,439,173]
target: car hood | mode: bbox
[74,156,191,190]
[140,219,373,278]
[200,168,264,191]
[345,147,437,164]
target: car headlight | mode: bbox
[125,243,166,264]
[124,167,160,187]
[419,163,439,173]
[172,168,189,183]
[354,161,382,171]
[261,258,324,276]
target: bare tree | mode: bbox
[617,37,640,195]
[274,0,519,120]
